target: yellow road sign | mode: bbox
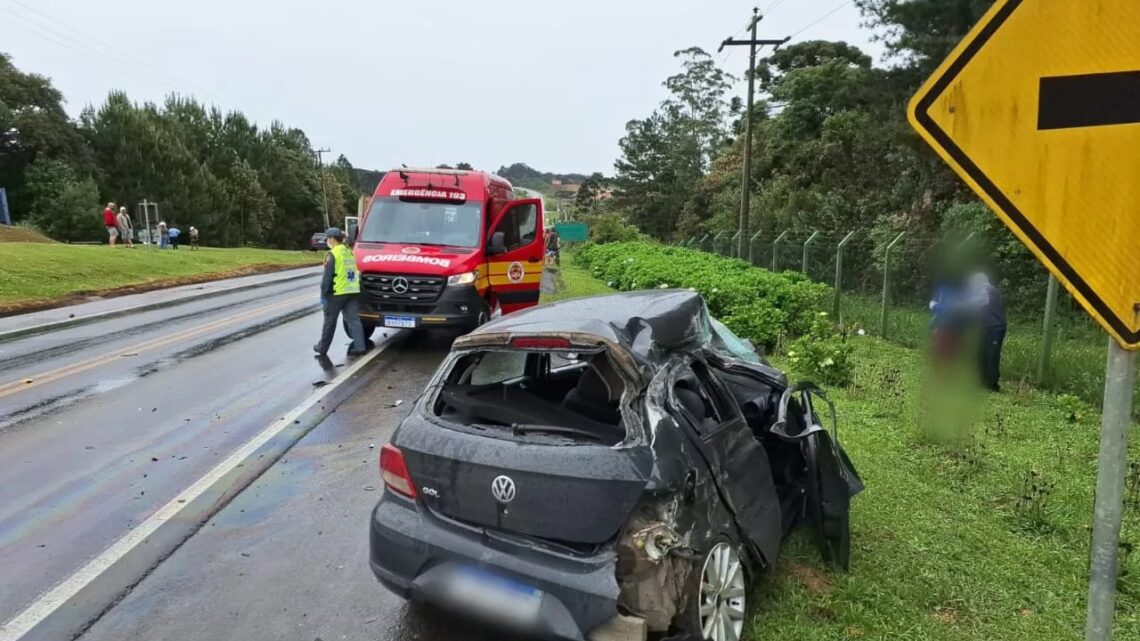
[908,0,1140,349]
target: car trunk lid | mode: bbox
[396,417,654,545]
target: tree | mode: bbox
[23,158,101,242]
[854,0,995,75]
[0,52,87,221]
[455,162,473,171]
[575,172,607,211]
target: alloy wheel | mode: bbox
[698,541,746,641]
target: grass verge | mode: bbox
[0,243,321,313]
[546,254,1140,641]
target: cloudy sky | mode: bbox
[0,0,885,175]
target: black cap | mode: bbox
[325,227,344,239]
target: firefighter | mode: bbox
[313,227,368,357]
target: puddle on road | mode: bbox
[210,453,316,530]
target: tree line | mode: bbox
[1,52,364,248]
[602,0,1047,311]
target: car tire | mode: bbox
[465,302,490,333]
[360,319,376,340]
[676,537,749,641]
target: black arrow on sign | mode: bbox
[1038,70,1140,130]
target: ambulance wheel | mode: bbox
[467,303,490,332]
[360,320,376,339]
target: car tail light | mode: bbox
[510,337,572,349]
[379,444,417,498]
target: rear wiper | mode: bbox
[510,424,604,442]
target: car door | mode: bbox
[771,383,864,570]
[486,199,544,314]
[668,359,784,568]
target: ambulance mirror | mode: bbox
[488,231,507,256]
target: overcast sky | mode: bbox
[1,0,884,175]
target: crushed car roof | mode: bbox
[469,290,723,364]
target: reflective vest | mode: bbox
[330,244,360,295]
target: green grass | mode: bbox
[0,243,321,306]
[547,259,1140,641]
[539,259,616,303]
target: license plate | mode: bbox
[444,566,542,625]
[383,316,416,329]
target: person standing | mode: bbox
[928,275,965,366]
[116,206,134,248]
[966,271,1007,392]
[168,225,181,250]
[544,225,560,266]
[103,202,119,247]
[157,221,169,249]
[313,227,367,356]
[189,226,200,250]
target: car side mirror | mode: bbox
[347,223,358,246]
[488,231,507,256]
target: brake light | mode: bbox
[379,444,417,498]
[510,337,572,349]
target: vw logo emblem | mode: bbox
[491,475,516,503]
[391,277,410,294]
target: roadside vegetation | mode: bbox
[546,249,1140,641]
[0,243,319,311]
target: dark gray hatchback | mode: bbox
[369,290,862,641]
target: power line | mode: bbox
[789,0,853,39]
[762,0,791,16]
[2,0,227,105]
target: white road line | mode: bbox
[0,339,393,641]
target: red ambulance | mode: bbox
[350,168,545,335]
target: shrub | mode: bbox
[576,241,829,349]
[786,313,855,387]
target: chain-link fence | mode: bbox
[679,230,1133,414]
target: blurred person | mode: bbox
[168,225,182,249]
[189,226,199,249]
[928,274,966,365]
[157,221,169,249]
[965,271,1007,392]
[116,206,134,248]
[103,202,119,246]
[544,225,560,266]
[313,227,367,357]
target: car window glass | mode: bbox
[470,351,528,385]
[691,362,739,424]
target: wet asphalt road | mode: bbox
[76,336,511,641]
[0,271,387,627]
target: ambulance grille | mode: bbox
[361,273,446,304]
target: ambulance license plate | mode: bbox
[383,316,416,329]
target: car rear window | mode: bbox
[432,348,627,446]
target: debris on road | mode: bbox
[387,399,402,408]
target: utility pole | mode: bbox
[719,8,788,258]
[314,147,332,230]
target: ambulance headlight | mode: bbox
[447,270,479,286]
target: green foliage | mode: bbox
[1054,393,1092,425]
[786,313,854,386]
[576,241,827,348]
[586,212,645,244]
[23,158,101,242]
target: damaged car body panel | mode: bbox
[369,290,862,641]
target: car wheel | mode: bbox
[678,539,748,641]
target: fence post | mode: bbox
[698,234,710,252]
[748,231,763,265]
[713,231,726,255]
[833,231,856,317]
[771,231,789,271]
[1037,274,1060,381]
[802,231,821,276]
[881,231,906,338]
[730,231,741,258]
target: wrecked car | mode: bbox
[369,290,863,641]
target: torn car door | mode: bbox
[666,360,784,568]
[772,383,864,570]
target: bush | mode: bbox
[586,212,648,244]
[576,241,829,349]
[786,313,855,386]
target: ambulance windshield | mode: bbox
[360,198,483,248]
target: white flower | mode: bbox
[856,328,866,336]
[659,283,669,288]
[711,287,719,293]
[822,357,835,367]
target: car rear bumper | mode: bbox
[359,283,483,329]
[369,494,621,641]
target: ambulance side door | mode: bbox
[486,198,544,315]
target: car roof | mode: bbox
[469,290,710,362]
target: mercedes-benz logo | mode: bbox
[391,277,409,294]
[491,475,516,503]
